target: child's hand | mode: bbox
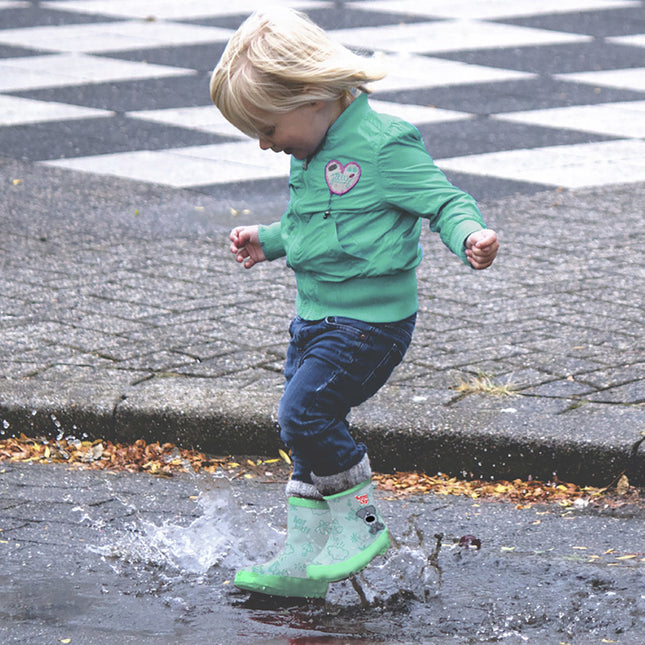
[230,225,266,269]
[465,229,499,270]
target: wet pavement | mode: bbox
[1,462,643,644]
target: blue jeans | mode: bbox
[278,314,416,484]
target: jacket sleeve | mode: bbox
[257,221,286,261]
[379,122,485,264]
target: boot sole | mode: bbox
[234,570,329,599]
[306,530,390,582]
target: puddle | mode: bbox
[3,466,642,644]
[88,476,442,608]
[69,475,456,643]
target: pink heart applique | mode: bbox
[325,160,361,195]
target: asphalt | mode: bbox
[1,156,644,487]
[2,460,644,644]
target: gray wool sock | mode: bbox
[285,478,325,501]
[311,454,372,497]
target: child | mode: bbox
[210,8,498,599]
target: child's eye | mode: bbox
[263,127,275,137]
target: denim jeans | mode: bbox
[277,313,416,484]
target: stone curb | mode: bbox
[2,380,642,487]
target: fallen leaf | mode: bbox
[616,475,629,495]
[0,436,641,512]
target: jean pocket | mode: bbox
[323,316,370,340]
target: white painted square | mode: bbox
[170,141,292,173]
[0,54,195,92]
[42,150,210,187]
[128,99,473,139]
[0,1,29,8]
[366,53,533,93]
[493,101,645,139]
[368,99,473,125]
[44,0,326,21]
[0,95,113,126]
[607,34,645,49]
[556,68,645,93]
[331,20,590,55]
[41,141,291,187]
[349,0,640,20]
[437,140,645,189]
[128,106,250,138]
[0,21,233,54]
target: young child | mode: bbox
[210,8,498,599]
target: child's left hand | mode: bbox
[465,229,499,270]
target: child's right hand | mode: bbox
[230,225,266,269]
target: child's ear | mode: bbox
[298,85,326,109]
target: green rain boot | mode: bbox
[234,496,332,598]
[307,479,390,583]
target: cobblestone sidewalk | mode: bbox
[1,160,643,486]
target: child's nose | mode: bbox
[258,138,272,151]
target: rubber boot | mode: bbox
[234,496,332,598]
[307,479,389,583]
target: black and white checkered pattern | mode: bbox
[1,0,644,201]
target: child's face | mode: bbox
[252,100,340,161]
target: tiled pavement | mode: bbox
[1,0,644,198]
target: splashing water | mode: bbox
[90,476,281,580]
[83,475,445,612]
[325,518,443,607]
[138,485,246,574]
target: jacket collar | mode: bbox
[303,93,369,168]
[324,92,369,150]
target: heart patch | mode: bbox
[325,160,361,196]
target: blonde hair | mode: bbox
[210,8,387,138]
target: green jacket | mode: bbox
[258,93,485,323]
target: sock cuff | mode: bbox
[285,478,325,501]
[312,454,372,497]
